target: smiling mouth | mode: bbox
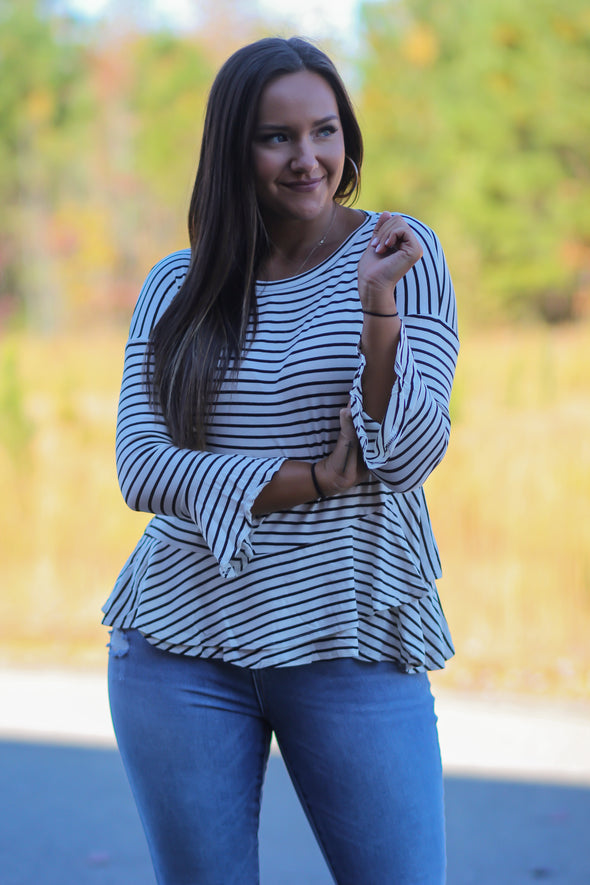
[282,178,324,191]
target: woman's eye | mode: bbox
[317,125,337,138]
[262,133,288,144]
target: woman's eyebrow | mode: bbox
[256,114,339,131]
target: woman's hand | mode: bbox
[358,213,423,309]
[356,213,422,422]
[315,404,368,496]
[251,405,367,515]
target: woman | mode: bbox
[104,36,459,885]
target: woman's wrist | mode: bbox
[253,459,334,514]
[360,295,399,319]
[362,308,399,318]
[359,280,397,313]
[310,461,327,500]
[311,458,340,499]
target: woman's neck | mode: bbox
[259,204,364,281]
[268,203,337,257]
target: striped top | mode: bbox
[102,211,459,671]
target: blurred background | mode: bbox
[1,0,589,700]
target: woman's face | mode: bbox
[252,70,346,226]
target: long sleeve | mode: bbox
[116,252,285,578]
[349,224,459,492]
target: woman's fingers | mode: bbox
[334,406,363,478]
[370,212,396,252]
[371,213,421,258]
[359,212,423,295]
[316,403,367,495]
[338,404,355,438]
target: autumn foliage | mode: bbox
[1,0,589,328]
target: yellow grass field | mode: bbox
[1,324,589,698]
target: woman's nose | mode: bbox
[290,139,318,172]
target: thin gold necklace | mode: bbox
[277,204,337,278]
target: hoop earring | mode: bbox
[345,155,360,199]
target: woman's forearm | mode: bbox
[360,310,401,422]
[356,213,422,422]
[252,406,367,515]
[251,460,322,515]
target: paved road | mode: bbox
[1,668,589,884]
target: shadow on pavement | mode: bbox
[1,739,589,885]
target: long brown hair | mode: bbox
[149,37,363,449]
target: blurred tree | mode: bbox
[0,0,92,328]
[358,0,590,322]
[0,2,213,327]
[77,27,214,323]
[131,32,211,204]
[125,32,212,266]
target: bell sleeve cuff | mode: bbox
[116,339,286,578]
[349,320,453,492]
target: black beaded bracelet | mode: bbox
[362,309,399,318]
[310,462,327,500]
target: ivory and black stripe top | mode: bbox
[102,211,459,671]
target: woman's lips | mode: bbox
[282,178,323,192]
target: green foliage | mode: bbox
[0,2,210,327]
[0,0,589,326]
[130,32,213,204]
[0,0,94,326]
[358,0,590,322]
[0,0,91,196]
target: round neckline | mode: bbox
[256,210,373,286]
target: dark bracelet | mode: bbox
[362,309,399,318]
[310,462,327,500]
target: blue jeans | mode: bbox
[108,628,446,885]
